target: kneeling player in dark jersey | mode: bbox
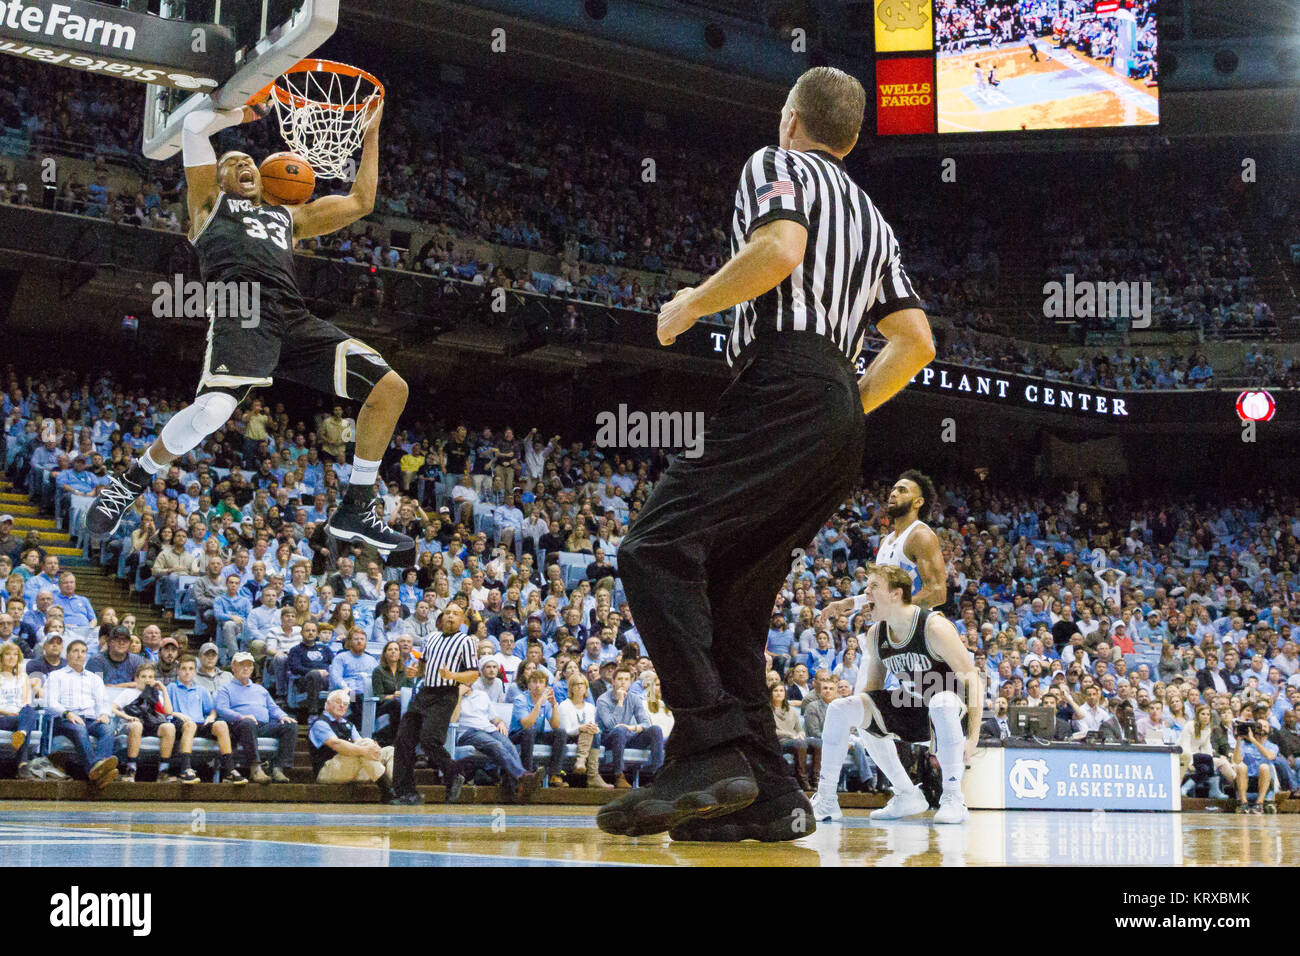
[87,96,412,556]
[811,564,981,824]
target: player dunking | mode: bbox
[815,564,980,825]
[86,95,413,555]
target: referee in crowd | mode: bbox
[389,603,479,805]
[598,66,936,840]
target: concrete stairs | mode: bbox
[0,480,81,562]
[0,477,171,638]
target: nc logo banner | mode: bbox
[1008,758,1050,800]
[875,0,932,51]
[1003,748,1179,810]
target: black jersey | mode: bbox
[873,607,955,704]
[192,192,306,312]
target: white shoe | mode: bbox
[933,792,970,824]
[811,790,843,822]
[869,787,929,820]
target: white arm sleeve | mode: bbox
[181,106,246,168]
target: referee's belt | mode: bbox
[731,331,856,381]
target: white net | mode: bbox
[265,61,383,180]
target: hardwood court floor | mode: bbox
[0,802,1292,866]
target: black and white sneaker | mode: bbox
[86,465,148,536]
[326,496,414,554]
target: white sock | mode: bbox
[139,447,166,476]
[349,456,380,489]
[930,692,967,798]
[860,698,917,794]
[818,696,864,796]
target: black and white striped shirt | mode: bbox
[419,629,479,689]
[726,146,920,367]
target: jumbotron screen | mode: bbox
[875,0,1158,135]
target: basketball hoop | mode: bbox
[250,59,384,180]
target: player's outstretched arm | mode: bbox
[291,99,384,241]
[182,103,264,239]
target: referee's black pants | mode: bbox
[618,332,865,784]
[392,685,459,794]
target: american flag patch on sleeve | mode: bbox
[755,180,796,205]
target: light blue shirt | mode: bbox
[215,678,286,724]
[329,650,377,697]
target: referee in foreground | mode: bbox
[598,67,936,840]
[389,603,478,805]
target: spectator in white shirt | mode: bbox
[555,672,612,789]
[1066,684,1110,734]
[44,638,119,787]
[453,683,538,802]
[263,607,303,697]
[492,633,522,683]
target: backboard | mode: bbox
[141,0,338,161]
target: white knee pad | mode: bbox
[929,690,965,715]
[160,391,239,456]
[827,695,866,727]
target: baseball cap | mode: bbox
[0,514,12,523]
[161,635,179,648]
[199,642,218,656]
[232,651,255,664]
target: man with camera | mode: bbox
[1232,717,1277,813]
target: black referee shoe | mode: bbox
[668,775,816,843]
[595,745,758,837]
[86,464,149,537]
[326,495,414,555]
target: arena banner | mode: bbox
[874,0,932,53]
[966,743,1181,811]
[876,57,935,135]
[0,0,235,91]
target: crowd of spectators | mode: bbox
[5,57,1298,383]
[937,0,1157,83]
[3,355,1300,806]
[0,361,678,791]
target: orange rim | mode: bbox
[247,58,384,113]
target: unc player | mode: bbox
[818,470,947,626]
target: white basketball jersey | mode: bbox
[876,518,927,595]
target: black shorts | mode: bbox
[865,689,969,744]
[197,305,391,401]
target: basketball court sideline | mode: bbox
[0,803,1293,867]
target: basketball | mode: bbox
[259,151,315,205]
